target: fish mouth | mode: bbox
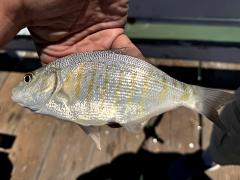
[11,94,39,112]
[11,91,24,106]
[11,86,41,112]
[11,88,29,107]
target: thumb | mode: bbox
[111,34,144,59]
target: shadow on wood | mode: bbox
[77,149,211,180]
[77,115,210,180]
[0,133,16,180]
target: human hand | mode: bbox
[207,88,240,165]
[0,0,143,64]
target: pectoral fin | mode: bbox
[81,126,101,150]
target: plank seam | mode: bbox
[34,124,58,180]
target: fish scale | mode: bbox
[50,53,171,124]
[12,50,233,138]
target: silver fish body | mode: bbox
[12,50,233,133]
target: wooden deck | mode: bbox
[0,71,239,179]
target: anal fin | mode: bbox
[80,126,101,150]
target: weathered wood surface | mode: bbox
[0,73,24,134]
[0,71,239,179]
[143,107,199,153]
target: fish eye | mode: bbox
[24,73,33,83]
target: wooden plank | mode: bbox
[144,107,200,153]
[202,117,213,150]
[10,112,58,180]
[0,72,58,179]
[35,108,199,180]
[82,127,144,169]
[37,121,93,180]
[0,73,25,134]
[0,72,9,89]
[207,165,240,179]
[148,58,240,71]
[37,122,144,180]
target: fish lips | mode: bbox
[11,87,39,111]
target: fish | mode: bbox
[11,49,234,149]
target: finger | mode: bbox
[39,28,125,64]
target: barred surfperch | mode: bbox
[12,49,234,149]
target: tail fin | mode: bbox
[188,85,234,131]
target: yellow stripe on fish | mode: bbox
[159,76,169,101]
[99,65,111,110]
[180,83,191,101]
[113,70,125,107]
[86,68,97,102]
[60,70,75,100]
[137,75,149,114]
[172,79,179,101]
[126,70,138,111]
[86,65,97,110]
[75,64,85,98]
